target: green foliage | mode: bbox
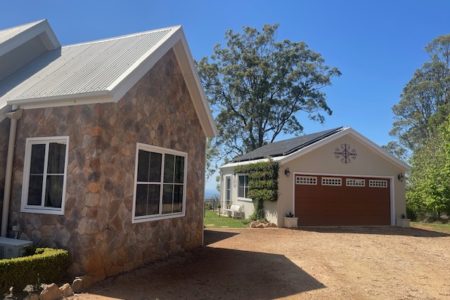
[0,248,70,294]
[235,161,279,220]
[390,34,450,152]
[197,24,341,164]
[407,117,450,219]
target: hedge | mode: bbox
[0,248,70,294]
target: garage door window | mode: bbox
[321,177,342,186]
[296,176,317,185]
[346,178,365,187]
[369,179,388,188]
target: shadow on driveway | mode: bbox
[299,226,449,237]
[87,231,324,299]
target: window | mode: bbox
[133,144,187,222]
[369,179,388,188]
[346,178,365,187]
[296,176,318,185]
[237,174,249,199]
[225,176,231,202]
[21,137,69,215]
[321,177,342,186]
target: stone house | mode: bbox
[0,20,216,279]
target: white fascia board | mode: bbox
[220,156,285,169]
[8,91,113,109]
[172,30,217,137]
[280,127,410,171]
[108,26,182,102]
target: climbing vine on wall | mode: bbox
[235,160,279,220]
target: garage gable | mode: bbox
[281,128,409,173]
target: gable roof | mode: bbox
[0,21,216,137]
[222,127,409,170]
[233,127,344,162]
[0,20,59,57]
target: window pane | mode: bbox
[45,175,63,208]
[238,186,245,198]
[137,150,150,182]
[135,184,160,217]
[30,144,45,174]
[244,186,249,198]
[149,152,162,182]
[174,156,185,183]
[164,154,175,183]
[47,143,66,174]
[135,184,147,216]
[173,185,183,213]
[162,184,174,214]
[27,175,43,205]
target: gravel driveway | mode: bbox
[75,227,450,299]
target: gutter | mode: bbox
[1,106,22,237]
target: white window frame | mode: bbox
[21,136,69,215]
[132,143,188,223]
[237,173,251,201]
[369,179,388,188]
[346,178,366,187]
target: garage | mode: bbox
[294,174,391,226]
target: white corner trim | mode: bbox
[131,143,188,224]
[280,128,410,171]
[20,136,69,215]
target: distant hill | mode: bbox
[205,188,219,199]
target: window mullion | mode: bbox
[40,142,50,208]
[159,153,165,215]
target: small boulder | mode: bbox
[39,283,62,300]
[72,277,83,293]
[59,283,74,297]
[255,223,265,228]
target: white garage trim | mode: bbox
[292,171,396,226]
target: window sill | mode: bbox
[21,207,64,215]
[237,197,252,202]
[132,212,185,223]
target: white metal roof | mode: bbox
[0,22,216,137]
[0,27,174,103]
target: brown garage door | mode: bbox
[294,174,390,226]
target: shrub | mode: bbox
[0,248,70,294]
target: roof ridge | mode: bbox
[0,19,46,33]
[63,25,181,48]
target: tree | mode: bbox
[381,141,408,161]
[197,24,341,163]
[407,117,450,219]
[390,34,450,151]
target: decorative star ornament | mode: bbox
[334,143,357,164]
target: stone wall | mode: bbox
[0,117,10,215]
[9,49,206,279]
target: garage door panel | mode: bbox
[295,175,390,226]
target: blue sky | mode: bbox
[1,0,449,194]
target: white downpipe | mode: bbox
[1,105,21,237]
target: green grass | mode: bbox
[411,221,450,234]
[204,210,248,228]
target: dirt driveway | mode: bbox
[76,227,450,299]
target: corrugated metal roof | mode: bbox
[233,127,344,162]
[0,27,175,105]
[0,20,43,45]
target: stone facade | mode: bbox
[8,50,206,279]
[0,118,10,212]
